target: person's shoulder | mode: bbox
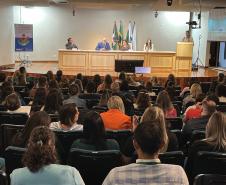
[11,167,30,178]
[50,121,61,129]
[106,139,120,150]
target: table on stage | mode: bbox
[58,44,192,76]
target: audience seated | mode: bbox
[46,70,54,82]
[182,100,217,141]
[144,80,156,96]
[55,70,63,83]
[183,83,202,110]
[103,116,189,185]
[100,96,131,130]
[127,75,141,87]
[30,88,47,115]
[63,84,87,108]
[215,84,226,103]
[11,111,51,147]
[29,76,47,98]
[10,126,85,185]
[98,90,111,108]
[50,103,82,131]
[165,73,176,88]
[92,74,102,92]
[183,93,206,123]
[0,72,7,86]
[71,111,119,151]
[134,91,151,110]
[97,74,112,92]
[209,72,224,94]
[115,71,126,84]
[13,66,27,86]
[186,112,226,179]
[85,80,96,93]
[0,81,14,104]
[43,89,62,114]
[73,79,84,93]
[5,93,30,115]
[122,106,178,164]
[156,90,177,118]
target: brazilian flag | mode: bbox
[112,21,119,50]
[119,20,124,48]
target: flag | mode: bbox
[132,21,136,51]
[112,21,119,50]
[126,21,133,44]
[119,20,124,48]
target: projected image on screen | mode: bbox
[208,10,226,41]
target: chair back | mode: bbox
[166,117,183,130]
[200,82,211,94]
[193,174,226,185]
[0,170,7,185]
[4,146,26,177]
[159,151,185,167]
[0,112,28,125]
[190,151,226,184]
[92,106,108,113]
[106,130,132,150]
[48,114,60,122]
[53,130,83,159]
[1,124,24,152]
[217,105,226,113]
[68,148,121,185]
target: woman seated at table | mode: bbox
[144,39,154,51]
[120,40,130,51]
[10,126,85,185]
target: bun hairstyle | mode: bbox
[23,126,57,172]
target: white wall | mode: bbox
[13,6,190,61]
[192,12,209,66]
[0,4,13,65]
[219,42,226,67]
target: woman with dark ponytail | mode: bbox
[10,126,85,185]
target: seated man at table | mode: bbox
[103,120,189,185]
[65,37,78,50]
[95,38,111,51]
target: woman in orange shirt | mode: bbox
[100,96,131,130]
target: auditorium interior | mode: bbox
[0,0,226,185]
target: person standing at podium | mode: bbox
[95,38,111,51]
[65,37,78,50]
[182,31,193,43]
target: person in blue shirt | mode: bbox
[10,126,85,185]
[95,38,111,51]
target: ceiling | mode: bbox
[3,0,226,11]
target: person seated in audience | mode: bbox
[29,76,48,98]
[46,70,54,82]
[50,103,82,131]
[145,80,156,96]
[97,74,113,93]
[185,112,226,180]
[215,83,226,103]
[182,100,216,141]
[134,91,151,110]
[44,89,62,114]
[10,126,85,185]
[100,96,131,130]
[71,111,119,151]
[165,81,177,101]
[0,72,7,86]
[209,72,224,94]
[0,81,14,104]
[127,75,141,87]
[111,82,120,94]
[98,90,112,108]
[5,93,31,114]
[95,38,111,51]
[116,71,126,84]
[120,80,135,99]
[85,80,96,93]
[164,73,176,88]
[63,84,87,108]
[144,39,154,51]
[103,117,188,185]
[55,70,63,83]
[122,106,179,164]
[206,94,219,105]
[180,77,198,98]
[30,88,47,115]
[149,76,160,86]
[73,79,84,93]
[183,93,206,124]
[156,90,177,118]
[11,111,51,147]
[182,83,202,111]
[59,78,69,89]
[48,80,64,101]
[13,66,27,85]
[120,40,130,51]
[92,74,102,92]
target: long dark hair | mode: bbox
[44,89,62,114]
[83,111,106,150]
[12,111,51,147]
[32,88,47,106]
[23,126,57,172]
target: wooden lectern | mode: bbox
[176,42,193,71]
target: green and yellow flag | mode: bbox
[112,21,119,50]
[119,20,124,48]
